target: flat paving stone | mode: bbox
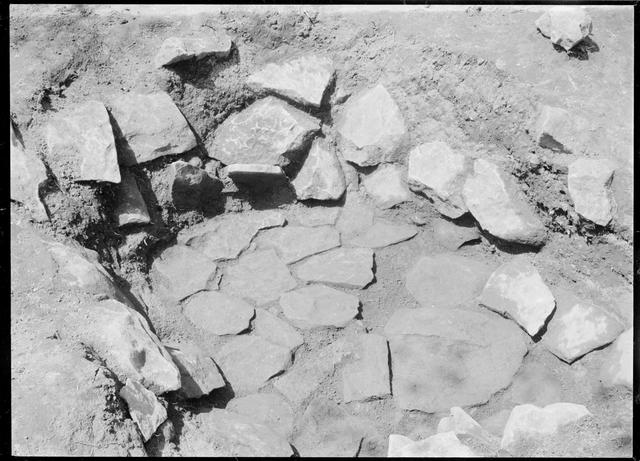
[182,291,254,336]
[151,245,218,301]
[254,225,341,264]
[280,284,360,329]
[293,247,374,289]
[336,192,375,240]
[227,393,295,439]
[432,219,481,250]
[342,334,390,402]
[252,308,304,354]
[348,220,417,248]
[362,164,411,209]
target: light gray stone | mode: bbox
[600,328,632,389]
[156,160,223,211]
[120,379,167,442]
[280,284,359,329]
[348,220,417,248]
[437,407,496,445]
[462,159,547,246]
[432,219,481,250]
[46,100,120,183]
[535,6,592,51]
[165,343,225,399]
[293,247,374,289]
[362,164,410,209]
[286,204,341,227]
[342,334,390,402]
[335,192,375,240]
[209,96,321,167]
[155,33,233,68]
[567,158,616,226]
[223,163,286,185]
[227,393,295,439]
[252,308,304,354]
[10,122,48,220]
[254,225,340,264]
[110,92,197,166]
[388,432,476,457]
[534,105,580,154]
[291,138,346,201]
[182,291,254,336]
[247,54,334,107]
[114,170,150,227]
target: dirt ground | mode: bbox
[10,4,634,457]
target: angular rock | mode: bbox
[567,158,616,226]
[120,379,167,442]
[388,432,476,457]
[280,284,359,329]
[501,403,591,451]
[335,83,407,166]
[222,249,297,305]
[223,163,286,185]
[252,308,304,354]
[406,254,492,309]
[114,170,150,227]
[292,138,346,200]
[600,328,632,389]
[342,334,390,402]
[156,160,222,211]
[437,407,496,445]
[110,92,197,166]
[362,164,410,209]
[508,362,564,407]
[462,159,547,246]
[384,307,527,412]
[227,393,295,439]
[335,192,375,240]
[408,141,471,218]
[165,343,225,399]
[432,219,481,250]
[46,100,120,183]
[209,96,321,167]
[544,290,625,363]
[214,335,292,394]
[254,225,340,264]
[155,33,233,68]
[535,6,593,51]
[182,291,254,336]
[286,204,341,227]
[247,54,334,107]
[535,105,579,154]
[348,220,417,248]
[177,210,285,261]
[10,122,48,221]
[293,247,374,289]
[479,258,556,337]
[179,409,293,457]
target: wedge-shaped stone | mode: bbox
[600,328,632,389]
[10,122,48,221]
[479,258,556,337]
[120,380,167,442]
[155,33,233,68]
[280,284,359,329]
[110,92,197,166]
[348,220,417,249]
[293,247,374,289]
[408,141,471,218]
[114,170,150,227]
[462,159,547,246]
[209,96,321,166]
[384,307,527,412]
[252,308,304,354]
[254,225,340,264]
[292,138,346,200]
[336,83,407,166]
[183,291,254,336]
[568,158,616,226]
[535,6,592,51]
[165,343,225,399]
[362,164,410,209]
[227,393,295,439]
[342,334,390,402]
[247,54,334,107]
[46,100,120,183]
[388,432,476,457]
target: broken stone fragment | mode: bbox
[114,170,150,227]
[279,284,360,329]
[110,92,197,166]
[362,164,411,209]
[182,291,254,336]
[535,6,593,51]
[462,159,547,246]
[347,219,417,249]
[335,83,407,166]
[437,407,496,445]
[157,160,223,211]
[543,289,625,363]
[501,403,591,452]
[252,308,304,355]
[407,141,471,218]
[293,247,375,289]
[209,96,321,167]
[155,33,233,68]
[342,334,390,402]
[247,54,335,107]
[599,328,632,389]
[45,100,120,183]
[223,163,286,185]
[388,432,476,457]
[227,393,295,439]
[254,225,340,264]
[432,219,481,250]
[535,105,579,154]
[165,343,225,399]
[10,122,48,221]
[567,157,616,226]
[291,138,346,201]
[119,379,167,442]
[479,258,556,337]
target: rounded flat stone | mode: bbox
[182,291,254,336]
[280,284,360,329]
[293,247,374,289]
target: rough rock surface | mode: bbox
[165,343,225,399]
[406,254,492,309]
[179,409,293,457]
[280,284,360,329]
[342,334,390,402]
[384,307,527,412]
[182,291,254,336]
[361,164,411,209]
[46,100,120,183]
[151,245,218,302]
[247,54,335,107]
[10,122,48,220]
[114,170,150,227]
[252,308,304,354]
[209,95,321,166]
[348,220,417,249]
[155,33,233,68]
[535,6,593,51]
[291,138,346,200]
[462,159,547,246]
[156,160,222,211]
[293,247,374,289]
[110,92,197,166]
[408,141,471,218]
[222,249,298,304]
[479,258,556,337]
[254,225,341,264]
[599,328,632,389]
[119,379,167,442]
[432,219,481,250]
[335,83,407,166]
[388,432,476,457]
[227,393,295,439]
[567,158,616,226]
[535,105,579,154]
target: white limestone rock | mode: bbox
[114,170,150,227]
[535,6,593,51]
[567,157,616,226]
[280,284,359,329]
[165,343,225,399]
[362,164,411,209]
[291,138,346,201]
[293,247,374,289]
[182,291,254,336]
[600,328,632,389]
[155,33,233,68]
[388,432,477,457]
[227,393,295,439]
[10,122,48,221]
[120,380,167,442]
[348,220,417,249]
[342,334,390,402]
[254,225,341,264]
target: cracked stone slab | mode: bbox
[388,432,476,457]
[155,33,233,68]
[280,284,360,329]
[567,157,616,226]
[291,138,346,201]
[348,219,417,249]
[535,6,592,51]
[293,247,374,289]
[165,343,225,399]
[342,334,390,402]
[10,122,48,221]
[362,164,411,209]
[252,308,304,355]
[182,291,254,336]
[114,170,150,227]
[227,393,295,439]
[254,225,341,264]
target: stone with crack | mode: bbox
[254,224,341,264]
[165,343,225,399]
[535,6,592,51]
[347,220,417,249]
[114,170,150,227]
[291,138,346,201]
[155,33,233,68]
[388,432,477,457]
[252,308,304,355]
[342,334,390,402]
[362,164,411,209]
[182,291,254,336]
[280,284,360,329]
[227,393,295,439]
[567,157,616,226]
[293,247,374,289]
[119,379,167,442]
[286,204,341,227]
